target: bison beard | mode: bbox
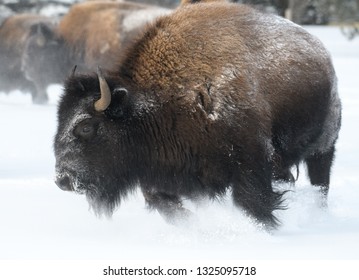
[54,2,341,229]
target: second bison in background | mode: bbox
[21,0,171,103]
[0,13,56,103]
[54,2,341,228]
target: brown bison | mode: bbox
[21,0,171,104]
[54,2,341,229]
[0,13,56,103]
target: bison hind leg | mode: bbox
[305,146,335,204]
[141,188,193,224]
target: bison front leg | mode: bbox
[232,162,285,229]
[141,187,193,224]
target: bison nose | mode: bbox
[55,174,73,191]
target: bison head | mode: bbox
[54,68,142,215]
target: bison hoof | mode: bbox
[318,190,329,208]
[160,206,196,226]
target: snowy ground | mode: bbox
[0,26,359,260]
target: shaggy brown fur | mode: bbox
[55,2,341,229]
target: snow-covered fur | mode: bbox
[54,2,341,229]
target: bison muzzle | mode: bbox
[54,2,341,229]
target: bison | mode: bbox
[54,2,341,228]
[0,13,56,103]
[21,0,171,104]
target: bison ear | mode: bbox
[113,87,128,99]
[105,87,129,119]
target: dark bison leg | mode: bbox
[306,146,335,199]
[232,162,285,229]
[271,153,297,183]
[141,187,192,223]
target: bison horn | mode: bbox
[95,66,111,112]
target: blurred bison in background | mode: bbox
[0,13,56,103]
[54,2,341,229]
[180,0,228,4]
[21,0,171,104]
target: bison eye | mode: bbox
[74,119,98,140]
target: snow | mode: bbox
[1,27,359,261]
